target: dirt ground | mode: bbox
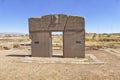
[0,48,120,80]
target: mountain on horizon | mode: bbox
[0,32,28,37]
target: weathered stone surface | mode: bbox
[31,32,52,57]
[29,14,84,32]
[29,15,51,31]
[65,16,85,30]
[49,14,68,31]
[63,31,85,58]
[29,14,85,58]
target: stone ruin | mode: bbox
[29,14,85,58]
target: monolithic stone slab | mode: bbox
[63,31,85,58]
[29,14,85,58]
[29,14,84,32]
[31,32,52,57]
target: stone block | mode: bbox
[29,14,85,58]
[63,31,85,58]
[31,32,52,57]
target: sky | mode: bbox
[0,0,120,34]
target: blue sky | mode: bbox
[0,0,120,33]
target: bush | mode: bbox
[13,43,20,48]
[3,46,11,50]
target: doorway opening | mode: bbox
[51,32,63,57]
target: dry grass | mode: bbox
[0,48,120,80]
[52,35,62,47]
[0,33,120,80]
[85,33,120,46]
[0,36,30,50]
[0,33,120,50]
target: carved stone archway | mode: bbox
[29,14,85,58]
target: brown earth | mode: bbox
[0,47,120,80]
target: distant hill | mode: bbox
[0,32,28,37]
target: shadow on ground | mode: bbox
[52,55,63,58]
[6,54,63,58]
[6,54,31,57]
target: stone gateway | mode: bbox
[29,14,85,58]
